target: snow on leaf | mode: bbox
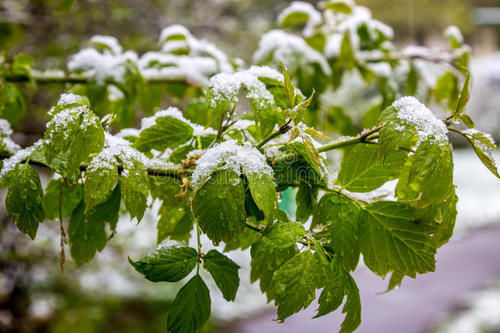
[277,1,322,37]
[191,140,273,190]
[254,30,331,76]
[0,139,42,186]
[90,35,123,55]
[68,38,138,84]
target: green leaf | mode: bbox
[203,249,240,301]
[6,164,44,239]
[463,130,499,178]
[406,62,419,96]
[339,31,355,69]
[247,173,277,226]
[157,206,193,243]
[339,273,362,333]
[325,106,358,136]
[134,116,193,152]
[129,246,198,282]
[295,182,316,222]
[315,257,361,333]
[396,140,454,207]
[338,144,407,193]
[359,201,437,277]
[324,0,353,14]
[250,241,298,298]
[260,220,306,249]
[435,72,459,110]
[292,90,315,119]
[121,159,148,222]
[315,257,345,317]
[279,60,296,109]
[303,137,324,179]
[312,193,360,271]
[454,67,471,118]
[68,201,107,266]
[43,106,105,182]
[193,169,246,244]
[57,0,75,11]
[12,53,34,78]
[304,128,334,141]
[0,83,26,124]
[278,10,310,28]
[271,249,321,321]
[166,275,211,333]
[90,183,121,233]
[43,178,83,220]
[84,154,118,212]
[386,271,404,292]
[459,114,475,128]
[272,142,325,188]
[224,227,262,252]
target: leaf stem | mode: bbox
[58,180,67,272]
[256,119,293,150]
[192,202,202,274]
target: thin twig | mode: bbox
[256,119,293,150]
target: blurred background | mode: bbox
[1,0,500,332]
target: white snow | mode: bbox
[231,119,255,131]
[90,35,123,55]
[158,24,233,74]
[48,93,87,116]
[0,139,42,182]
[45,106,85,144]
[116,128,140,138]
[0,119,20,153]
[159,24,192,44]
[138,52,221,86]
[0,119,13,136]
[57,93,85,106]
[277,1,322,37]
[107,85,125,101]
[87,132,148,174]
[323,5,393,57]
[392,96,449,147]
[444,25,464,45]
[463,128,496,147]
[68,47,138,84]
[324,33,343,57]
[368,62,392,77]
[191,140,273,189]
[253,30,331,76]
[140,107,217,137]
[208,66,283,109]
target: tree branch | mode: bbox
[0,154,186,179]
[4,70,193,85]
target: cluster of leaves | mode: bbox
[1,1,499,333]
[259,0,472,132]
